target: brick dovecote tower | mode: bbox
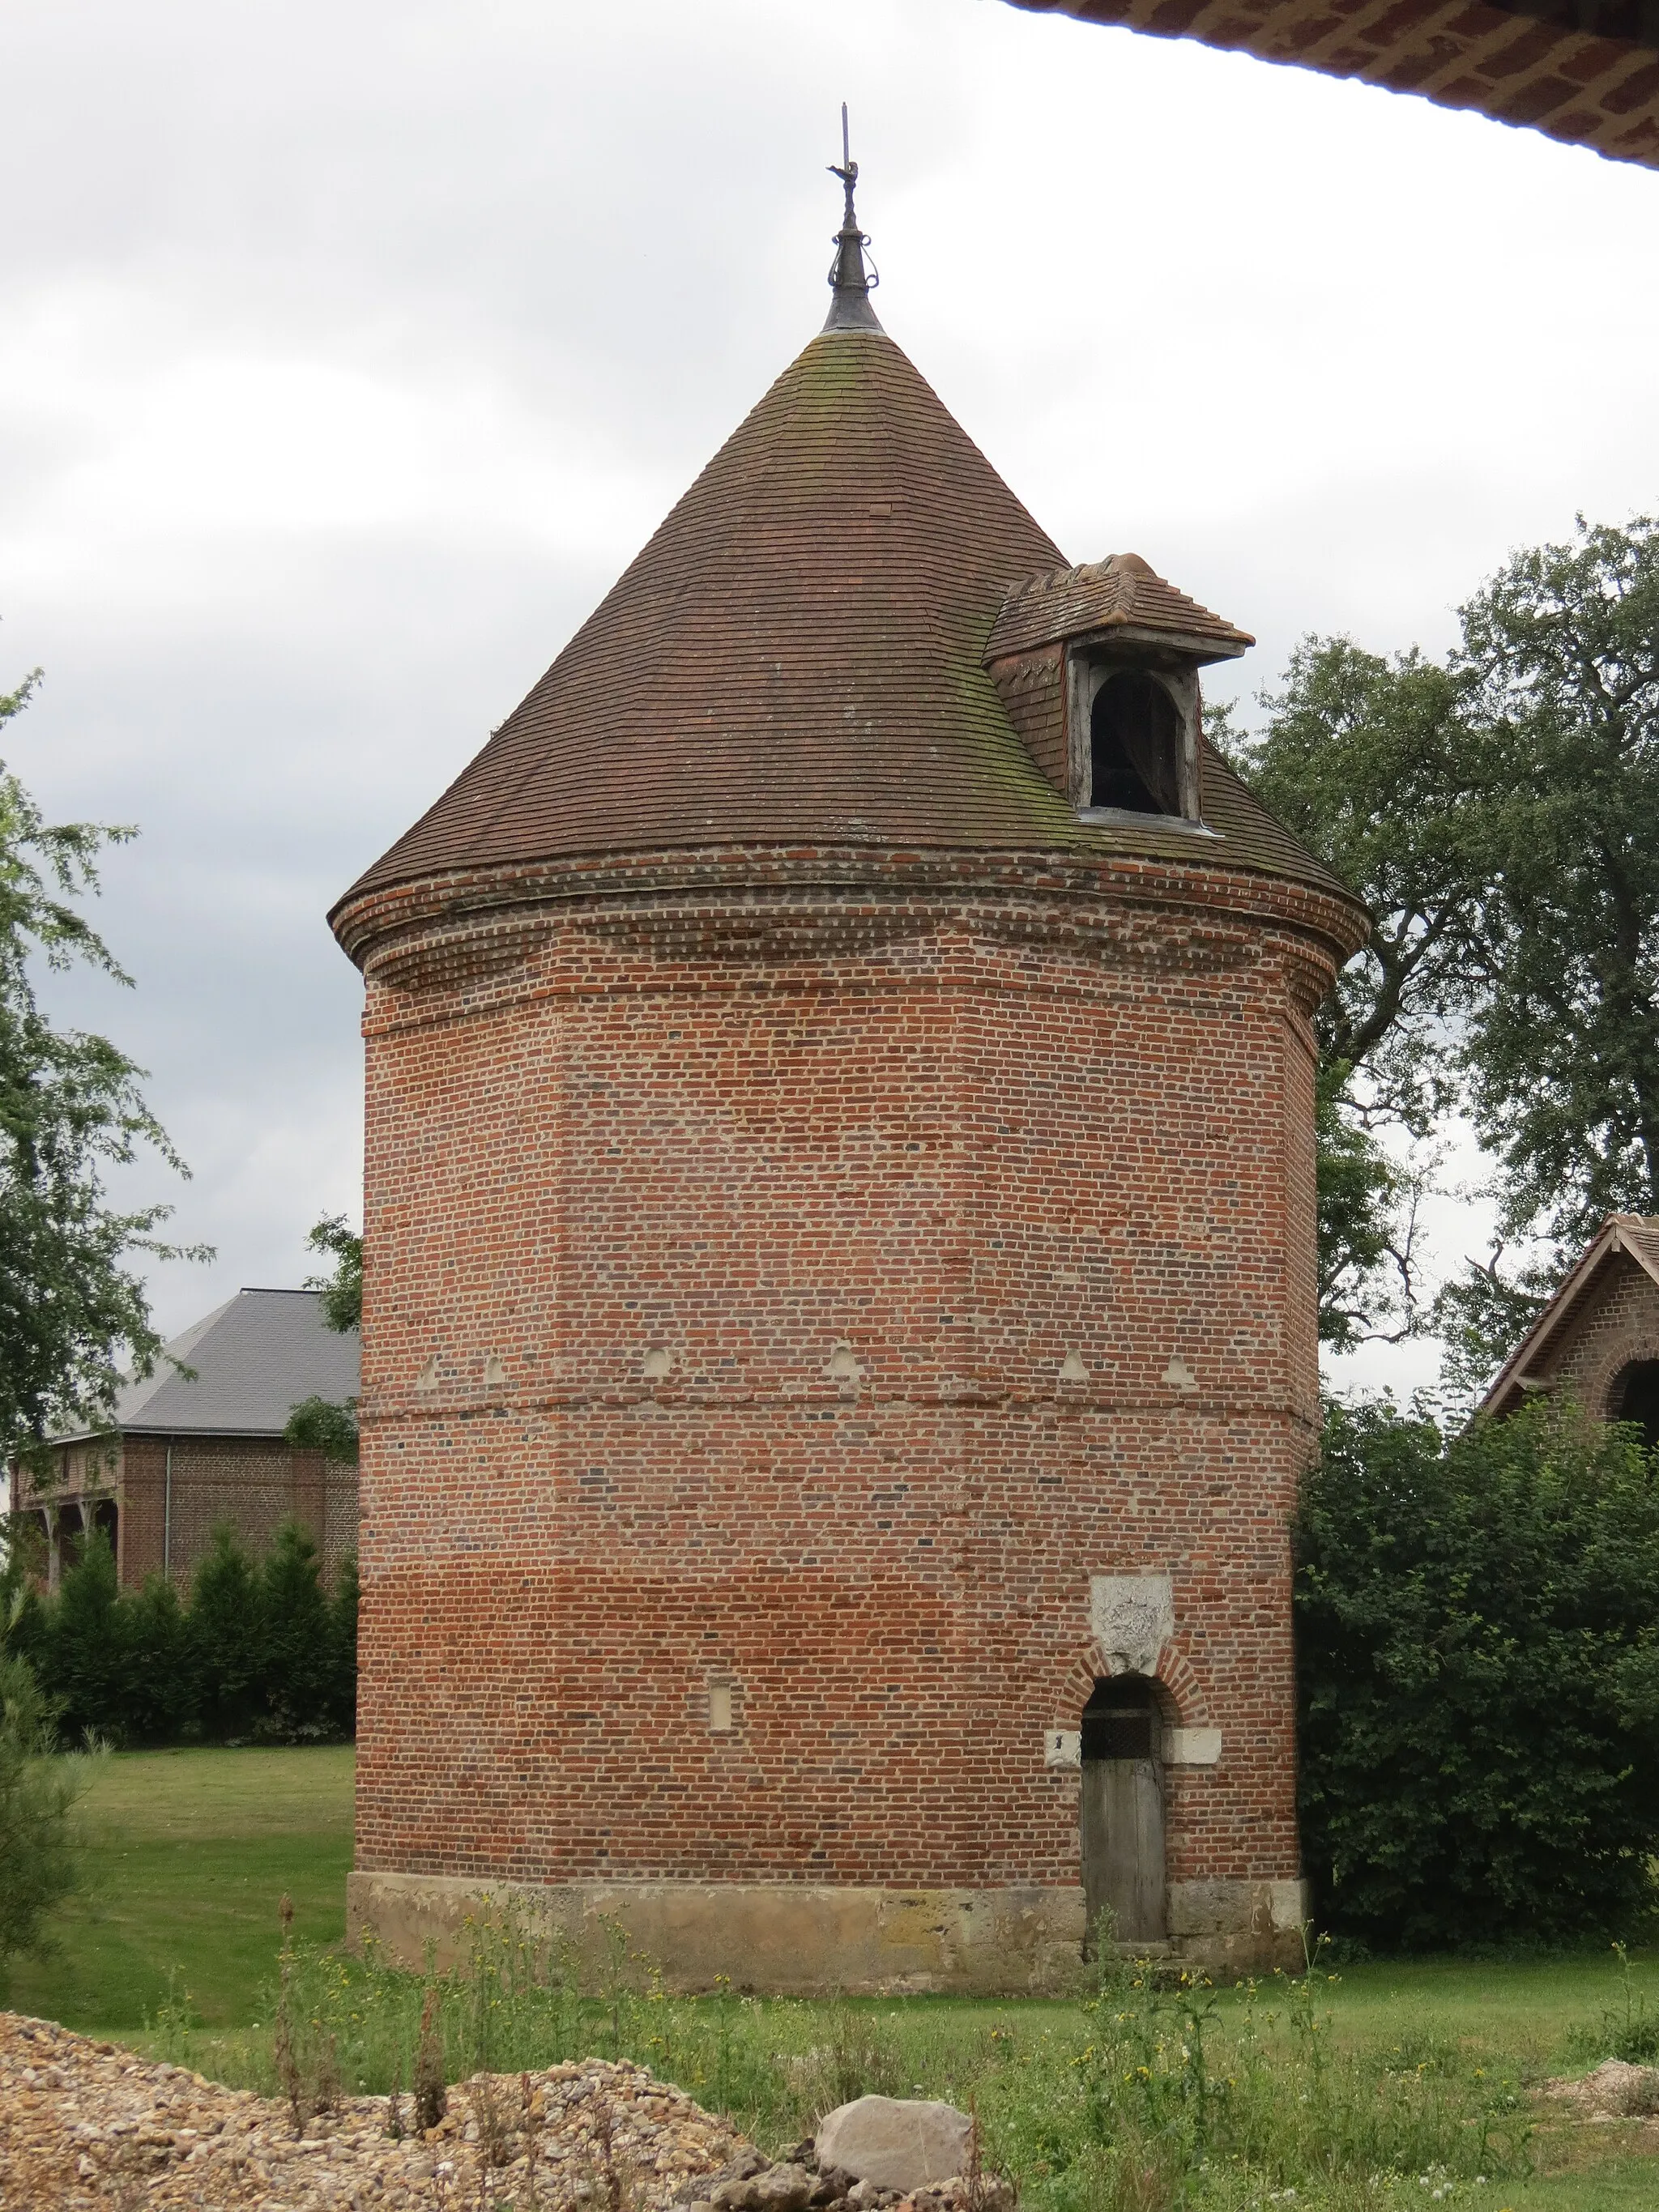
[331,159,1367,1991]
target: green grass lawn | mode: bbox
[8,1745,1659,2209]
[8,1742,354,2033]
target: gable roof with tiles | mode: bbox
[1479,1215,1659,1418]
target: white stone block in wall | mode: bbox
[1044,1727,1081,1768]
[1089,1573,1174,1674]
[1269,1878,1311,1932]
[1165,1728,1222,1765]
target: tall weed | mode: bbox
[220,1909,1531,2208]
[1565,1939,1659,2065]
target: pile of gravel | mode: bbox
[1541,2057,1659,2120]
[0,2014,744,2210]
[0,2015,1013,2212]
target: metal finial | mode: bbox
[823,102,882,334]
[830,102,857,225]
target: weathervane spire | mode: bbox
[823,102,882,333]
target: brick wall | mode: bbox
[13,1435,357,1591]
[351,846,1345,1905]
[115,1437,357,1588]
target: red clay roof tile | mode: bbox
[985,552,1254,663]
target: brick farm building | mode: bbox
[330,168,1367,1991]
[8,1288,359,1595]
[1480,1213,1659,1446]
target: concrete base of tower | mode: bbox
[345,1873,1311,1993]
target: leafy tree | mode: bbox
[1429,1245,1558,1407]
[1454,518,1659,1247]
[1425,522,1659,1389]
[1220,646,1480,1345]
[1230,516,1659,1379]
[1295,1394,1659,1948]
[1315,1059,1412,1352]
[284,1393,359,1465]
[1227,643,1481,1139]
[289,1211,362,1459]
[0,667,203,1465]
[305,1213,362,1333]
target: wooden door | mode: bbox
[1081,1677,1166,1949]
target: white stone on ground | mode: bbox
[814,2098,973,2192]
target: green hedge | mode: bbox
[10,1521,356,1747]
[1295,1395,1659,1950]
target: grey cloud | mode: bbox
[2,0,1657,1391]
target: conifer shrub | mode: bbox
[327,1551,360,1739]
[190,1525,266,1741]
[1295,1395,1659,1949]
[256,1524,336,1744]
[35,1527,126,1741]
[0,1647,98,1993]
[4,1519,356,1748]
[120,1571,191,1743]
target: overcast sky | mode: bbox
[2,0,1657,1400]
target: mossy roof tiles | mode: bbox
[337,325,1351,915]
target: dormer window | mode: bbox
[1076,656,1201,821]
[982,552,1254,836]
[1090,670,1181,816]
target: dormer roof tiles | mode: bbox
[985,552,1254,665]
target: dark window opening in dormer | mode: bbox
[1090,671,1181,815]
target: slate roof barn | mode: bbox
[9,1289,360,1591]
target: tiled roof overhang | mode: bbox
[1007,0,1659,169]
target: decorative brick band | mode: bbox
[332,842,1366,980]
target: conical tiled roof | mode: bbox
[340,327,1073,902]
[335,322,1354,922]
